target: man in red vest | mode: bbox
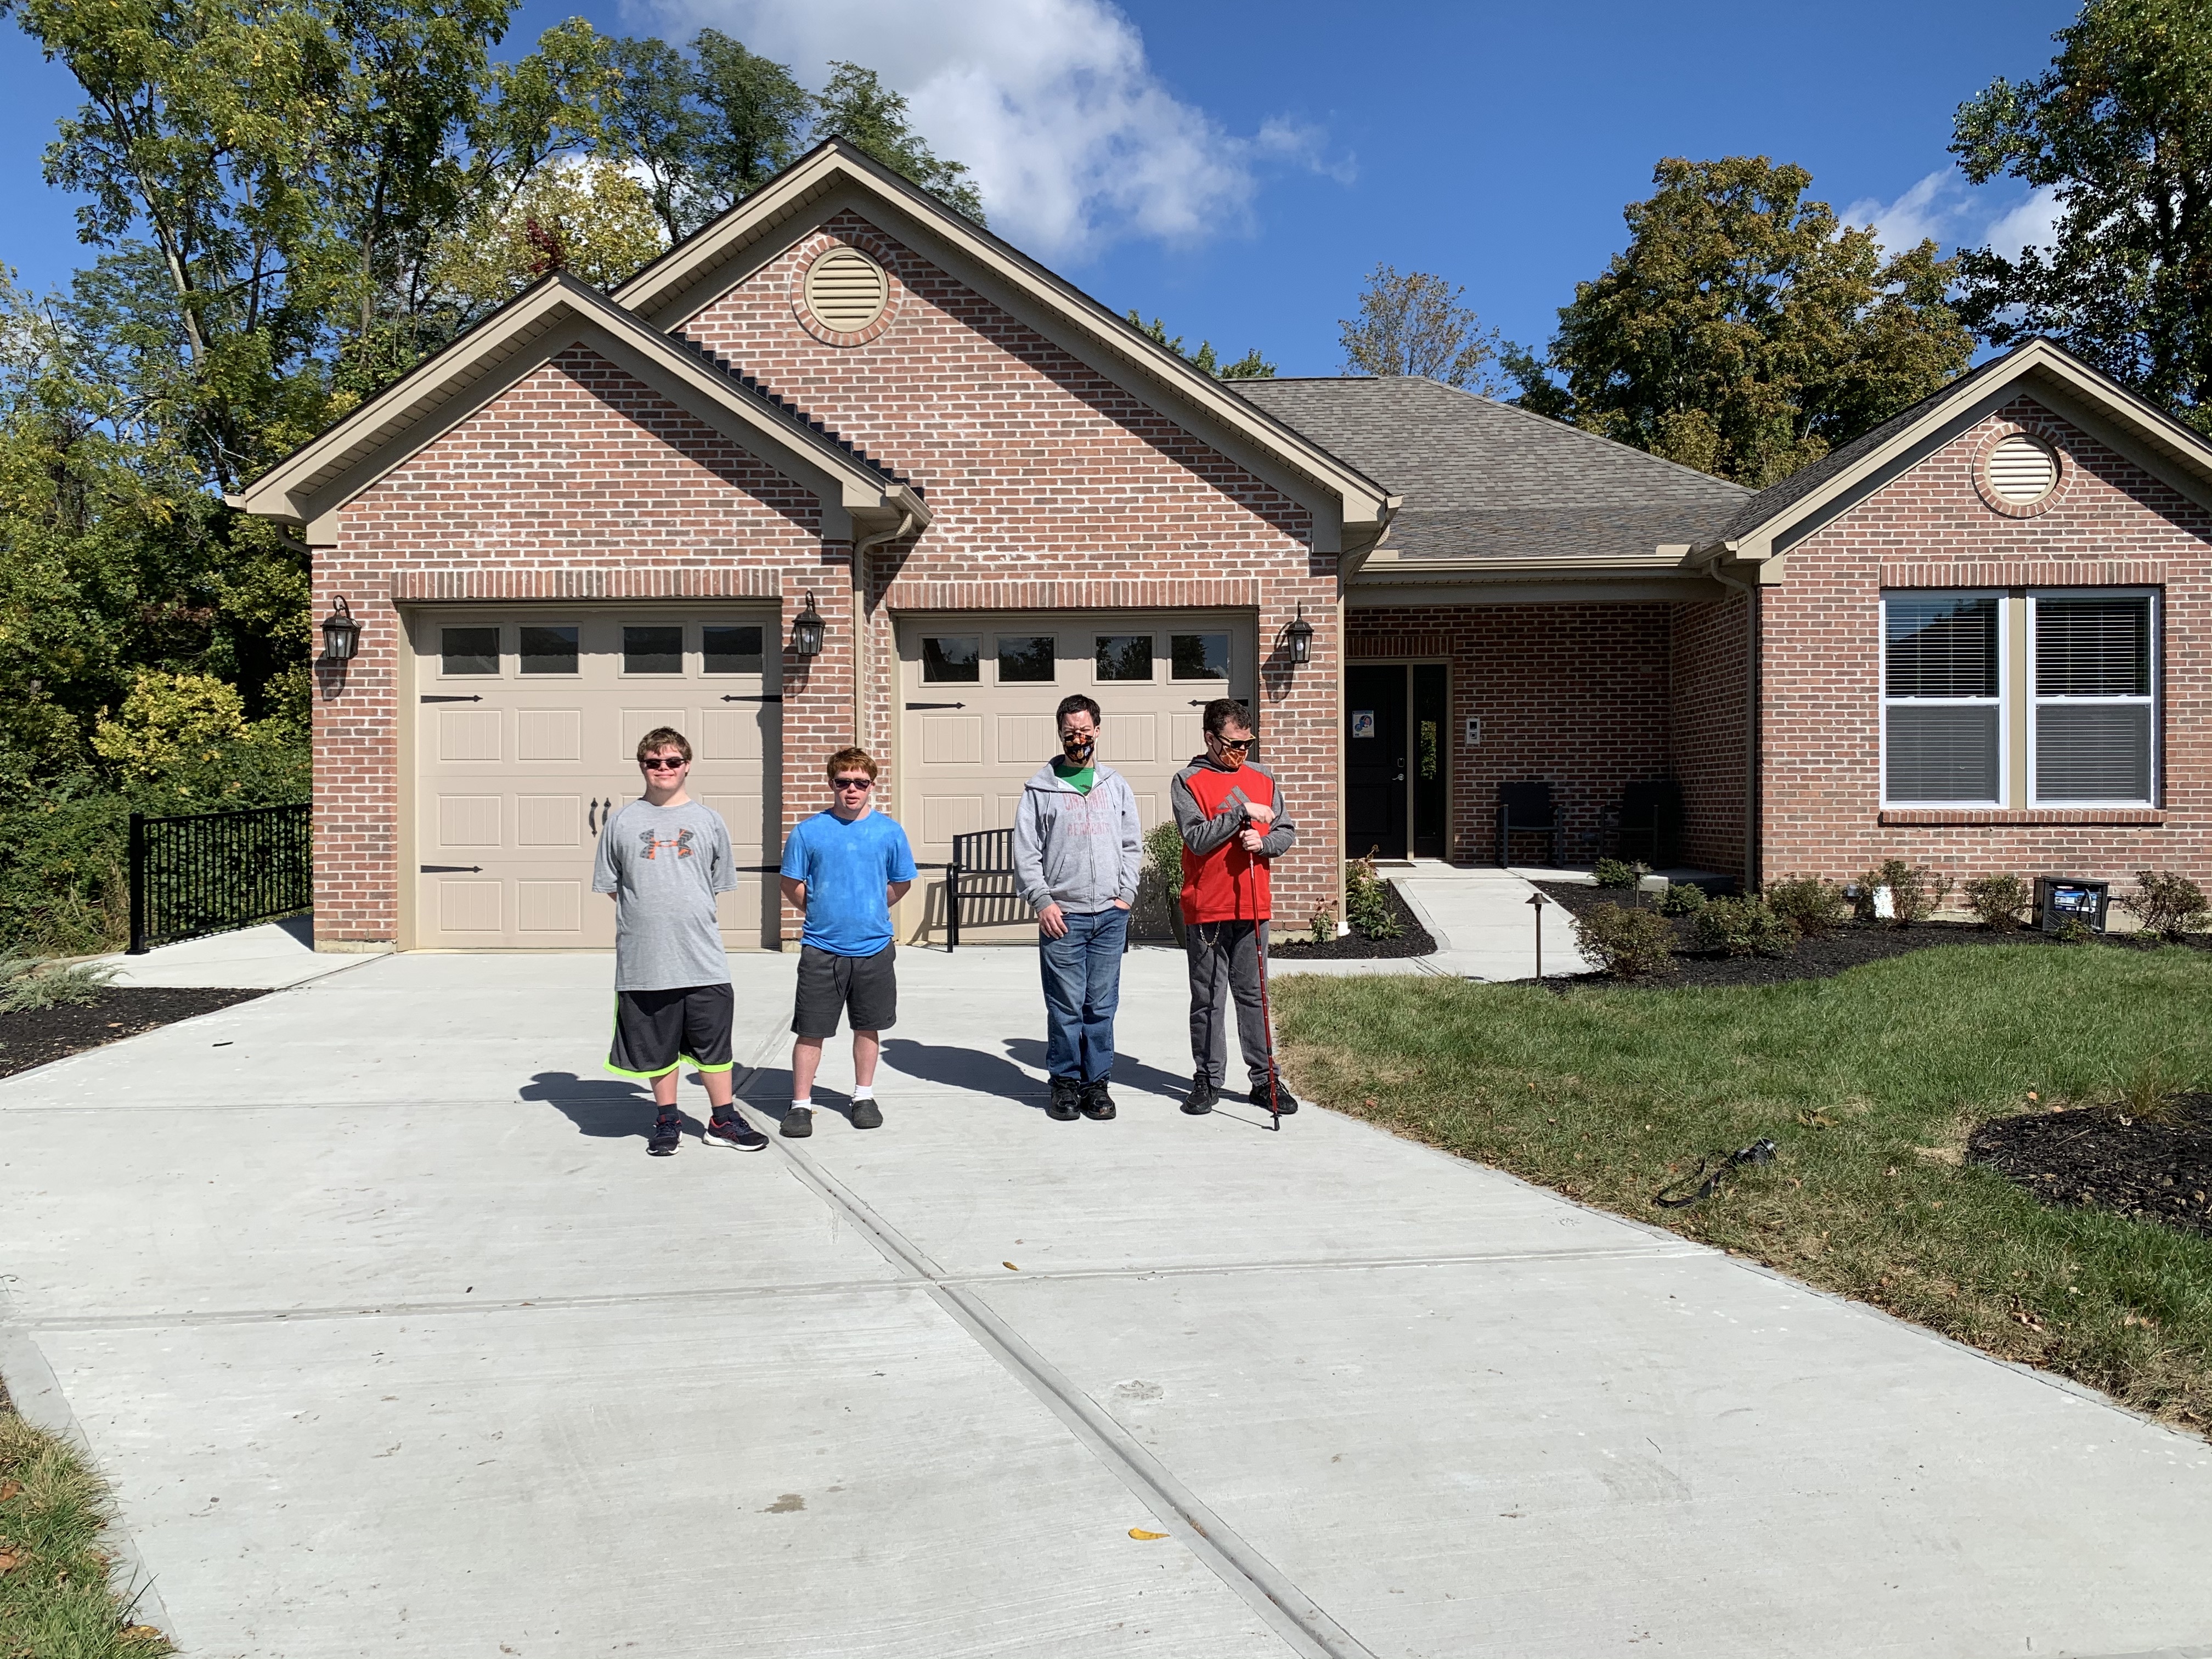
[1172,697,1298,1116]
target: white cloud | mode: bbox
[628,0,1346,260]
[1842,170,2066,264]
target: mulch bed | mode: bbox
[1535,881,2211,989]
[0,988,267,1079]
[1269,883,1436,960]
[1970,1094,2212,1239]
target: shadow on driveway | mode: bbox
[522,1071,656,1141]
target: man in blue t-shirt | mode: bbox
[776,746,917,1138]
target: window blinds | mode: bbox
[2035,596,2152,802]
[1886,596,1998,697]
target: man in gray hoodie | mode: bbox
[1012,693,1143,1122]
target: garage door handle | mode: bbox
[721,694,783,702]
[421,695,482,703]
[421,865,483,873]
[906,701,966,709]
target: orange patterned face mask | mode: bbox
[1060,730,1095,765]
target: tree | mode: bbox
[428,160,667,308]
[1125,312,1275,379]
[1951,0,2212,432]
[817,62,985,223]
[1339,266,1507,392]
[1517,157,1973,486]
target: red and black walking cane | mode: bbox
[1229,792,1282,1130]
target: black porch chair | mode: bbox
[1615,779,1683,867]
[944,827,1018,950]
[1497,781,1562,867]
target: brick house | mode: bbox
[234,140,2211,951]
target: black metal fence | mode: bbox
[128,804,312,953]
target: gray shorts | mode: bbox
[793,943,898,1037]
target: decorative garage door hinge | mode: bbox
[720,694,783,702]
[905,701,967,709]
[420,695,482,703]
[420,865,483,873]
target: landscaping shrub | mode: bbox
[1345,856,1403,940]
[1658,881,1707,917]
[1964,872,2034,931]
[1137,820,1185,936]
[1571,901,1676,979]
[1762,876,1848,938]
[1592,857,1645,889]
[2119,870,2210,940]
[2055,916,2096,945]
[1309,907,1336,946]
[1855,857,1951,927]
[1692,894,1799,958]
[0,957,117,1014]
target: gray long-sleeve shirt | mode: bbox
[1011,761,1143,915]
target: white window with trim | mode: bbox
[1880,588,2158,808]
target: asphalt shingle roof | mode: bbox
[1231,376,1749,561]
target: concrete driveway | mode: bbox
[4,939,2211,1658]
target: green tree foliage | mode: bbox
[1339,264,1510,393]
[815,62,985,223]
[1951,0,2212,432]
[1513,157,1974,486]
[1124,312,1276,379]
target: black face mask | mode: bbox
[1060,731,1095,765]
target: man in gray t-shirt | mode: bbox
[591,726,765,1158]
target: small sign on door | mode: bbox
[1463,717,1481,746]
[1350,710,1376,740]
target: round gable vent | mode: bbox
[1987,432,2058,503]
[803,246,888,334]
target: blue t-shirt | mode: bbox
[779,809,918,956]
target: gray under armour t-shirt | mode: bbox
[591,798,737,990]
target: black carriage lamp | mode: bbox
[791,591,826,658]
[320,596,362,662]
[1282,601,1314,667]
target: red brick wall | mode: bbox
[1348,604,1672,865]
[1670,597,1751,879]
[1759,395,2212,893]
[320,348,832,944]
[678,210,1338,928]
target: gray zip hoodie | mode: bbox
[1012,761,1143,916]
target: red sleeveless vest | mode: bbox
[1180,765,1276,923]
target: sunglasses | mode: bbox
[833,776,875,790]
[1213,736,1254,752]
[641,755,688,771]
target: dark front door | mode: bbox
[1345,664,1408,859]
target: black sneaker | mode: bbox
[648,1111,682,1155]
[780,1106,814,1139]
[704,1111,769,1150]
[850,1097,883,1130]
[1248,1076,1299,1114]
[1181,1081,1217,1116]
[1046,1079,1081,1121]
[1079,1081,1116,1121]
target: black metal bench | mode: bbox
[945,827,1018,950]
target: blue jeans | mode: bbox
[1040,906,1128,1084]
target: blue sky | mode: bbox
[0,0,2081,375]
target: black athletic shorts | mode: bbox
[608,982,735,1080]
[792,943,897,1038]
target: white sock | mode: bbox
[792,1097,812,1111]
[852,1084,875,1101]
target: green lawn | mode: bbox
[0,1403,172,1658]
[1275,944,2212,1429]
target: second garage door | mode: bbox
[894,611,1256,944]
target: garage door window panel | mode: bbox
[702,625,764,675]
[923,636,980,682]
[441,627,501,676]
[1171,634,1231,681]
[996,636,1054,682]
[1882,594,2002,805]
[622,625,684,675]
[520,624,580,676]
[1095,635,1154,682]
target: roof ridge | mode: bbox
[665,332,917,492]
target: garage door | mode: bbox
[894,611,1256,944]
[407,607,781,950]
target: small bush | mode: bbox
[1658,881,1707,917]
[1692,895,1799,958]
[1762,876,1848,939]
[1963,872,2033,931]
[1592,857,1646,889]
[2114,1053,2190,1124]
[1856,857,1952,927]
[1309,908,1336,946]
[2118,869,2210,940]
[1572,901,1677,979]
[2054,916,2096,945]
[1344,856,1402,940]
[0,956,117,1014]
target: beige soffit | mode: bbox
[1706,338,2212,576]
[227,270,929,545]
[613,140,1401,559]
[1354,548,1697,576]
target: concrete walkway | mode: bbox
[91,915,369,989]
[1285,864,1596,980]
[5,945,2212,1657]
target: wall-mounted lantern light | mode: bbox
[320,596,362,662]
[792,591,826,658]
[1282,602,1314,667]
